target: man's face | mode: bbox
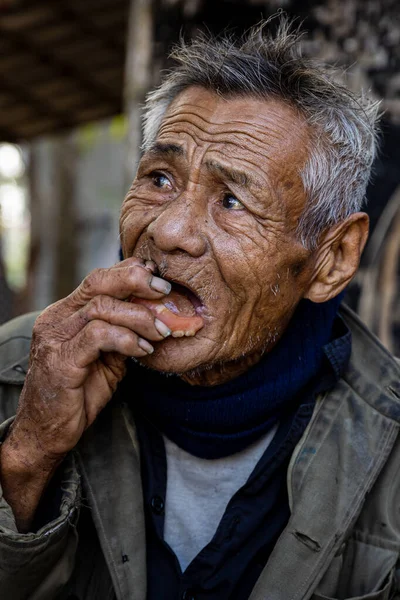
[120,87,315,375]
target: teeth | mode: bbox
[171,330,185,338]
[154,304,166,314]
[170,330,196,338]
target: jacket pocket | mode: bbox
[312,568,393,599]
[312,535,398,600]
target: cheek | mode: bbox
[215,233,307,327]
[120,197,160,256]
[213,232,275,301]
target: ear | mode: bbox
[304,212,369,303]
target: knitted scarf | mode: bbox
[126,296,343,459]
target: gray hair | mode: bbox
[142,17,380,249]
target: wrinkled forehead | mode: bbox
[155,86,311,171]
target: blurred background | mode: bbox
[0,0,399,354]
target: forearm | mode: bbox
[0,419,81,600]
[0,425,64,532]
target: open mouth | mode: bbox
[163,281,204,317]
[130,270,205,338]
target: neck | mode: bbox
[180,349,266,386]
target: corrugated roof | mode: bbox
[0,0,129,141]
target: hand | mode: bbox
[10,257,172,461]
[0,258,172,531]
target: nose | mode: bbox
[147,194,208,257]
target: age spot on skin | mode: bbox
[291,258,308,278]
[282,180,294,191]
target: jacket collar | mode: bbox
[249,306,400,600]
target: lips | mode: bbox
[131,280,205,337]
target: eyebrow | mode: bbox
[147,142,185,158]
[205,159,259,189]
[145,144,258,190]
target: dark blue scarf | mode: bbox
[127,296,343,459]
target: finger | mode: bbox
[36,259,163,329]
[69,320,154,369]
[67,262,171,310]
[84,352,128,425]
[64,295,171,340]
[144,260,157,272]
[116,256,155,271]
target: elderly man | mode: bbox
[0,19,399,600]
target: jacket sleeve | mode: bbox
[0,417,81,600]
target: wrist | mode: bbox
[0,420,66,533]
[1,421,65,483]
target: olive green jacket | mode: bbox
[0,306,399,600]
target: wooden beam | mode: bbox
[7,0,128,26]
[0,25,122,109]
[89,10,127,31]
[0,5,56,30]
[12,117,61,139]
[34,78,82,98]
[124,0,154,188]
[0,104,34,123]
[25,0,125,11]
[0,0,127,139]
[0,58,55,85]
[0,53,36,72]
[46,92,94,112]
[28,22,79,45]
[0,71,72,129]
[72,104,118,123]
[53,3,124,56]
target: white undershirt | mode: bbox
[163,424,278,572]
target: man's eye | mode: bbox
[221,194,244,210]
[151,172,172,190]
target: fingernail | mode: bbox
[154,318,171,338]
[138,338,154,354]
[150,276,171,294]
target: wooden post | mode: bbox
[19,143,40,314]
[123,0,154,192]
[24,140,58,312]
[23,134,78,312]
[53,134,78,301]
